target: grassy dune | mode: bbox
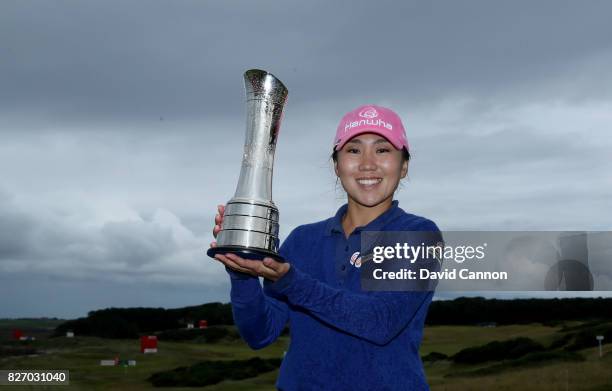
[1,320,611,390]
[421,323,567,356]
[427,350,612,391]
[424,323,612,390]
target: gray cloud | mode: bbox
[2,1,612,124]
[0,193,35,260]
[0,188,226,285]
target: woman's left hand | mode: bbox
[214,253,291,282]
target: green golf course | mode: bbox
[1,317,611,390]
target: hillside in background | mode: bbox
[52,302,233,339]
[43,297,612,339]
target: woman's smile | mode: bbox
[356,177,383,187]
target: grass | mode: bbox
[1,321,611,390]
[420,322,564,356]
[1,325,289,391]
[428,352,612,391]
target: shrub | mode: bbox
[549,332,574,349]
[422,351,448,362]
[550,323,612,351]
[452,337,545,364]
[148,357,282,387]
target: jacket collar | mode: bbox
[324,200,402,237]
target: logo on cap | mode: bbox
[358,107,378,119]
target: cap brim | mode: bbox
[334,129,405,151]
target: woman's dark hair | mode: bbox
[331,147,411,163]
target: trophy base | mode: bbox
[207,246,285,262]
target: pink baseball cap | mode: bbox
[333,104,409,152]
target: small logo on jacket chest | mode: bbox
[349,251,362,268]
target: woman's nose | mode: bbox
[359,150,377,170]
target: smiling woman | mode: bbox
[211,104,441,391]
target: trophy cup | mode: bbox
[207,69,288,261]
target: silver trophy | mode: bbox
[207,69,288,261]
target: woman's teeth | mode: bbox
[357,178,382,185]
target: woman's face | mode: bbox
[335,133,408,208]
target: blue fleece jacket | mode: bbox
[227,200,440,391]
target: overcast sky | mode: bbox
[1,1,611,318]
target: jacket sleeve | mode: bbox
[264,220,440,346]
[225,231,297,350]
[265,267,433,346]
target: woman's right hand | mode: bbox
[210,204,258,277]
[210,204,225,248]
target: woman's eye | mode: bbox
[377,148,390,153]
[347,148,359,153]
